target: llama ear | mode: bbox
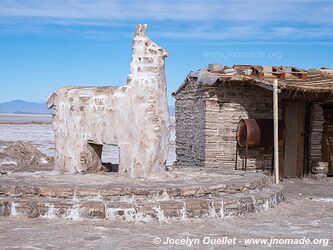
[135,24,148,37]
[47,92,57,109]
[142,24,147,32]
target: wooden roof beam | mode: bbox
[291,67,308,80]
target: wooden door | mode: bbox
[283,102,305,177]
[323,124,333,176]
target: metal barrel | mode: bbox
[236,119,286,148]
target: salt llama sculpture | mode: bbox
[47,24,170,178]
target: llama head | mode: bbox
[127,24,168,85]
[133,24,168,59]
[135,24,147,37]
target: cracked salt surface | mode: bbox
[312,197,333,203]
[0,159,17,166]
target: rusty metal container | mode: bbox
[236,119,286,148]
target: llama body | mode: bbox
[47,24,170,178]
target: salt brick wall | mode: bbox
[308,102,325,171]
[204,83,281,170]
[175,80,327,174]
[175,81,282,171]
[174,80,206,167]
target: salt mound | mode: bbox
[2,141,53,166]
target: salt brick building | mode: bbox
[172,65,333,178]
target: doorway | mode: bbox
[283,102,306,177]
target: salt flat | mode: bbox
[0,114,176,165]
[0,113,51,124]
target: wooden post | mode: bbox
[273,79,279,184]
[235,143,238,170]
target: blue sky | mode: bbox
[0,0,333,104]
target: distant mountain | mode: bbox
[0,100,175,116]
[0,100,51,114]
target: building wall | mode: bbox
[174,80,206,167]
[175,80,327,175]
[204,83,279,170]
[308,102,325,171]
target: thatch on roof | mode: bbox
[172,65,333,96]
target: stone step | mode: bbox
[0,184,283,221]
[0,168,283,221]
[0,169,270,200]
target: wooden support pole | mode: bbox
[235,143,238,170]
[273,79,280,184]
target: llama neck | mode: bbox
[127,37,165,87]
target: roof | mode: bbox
[172,65,333,96]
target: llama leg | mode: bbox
[118,143,135,177]
[53,136,79,173]
[54,152,72,173]
[118,141,160,178]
